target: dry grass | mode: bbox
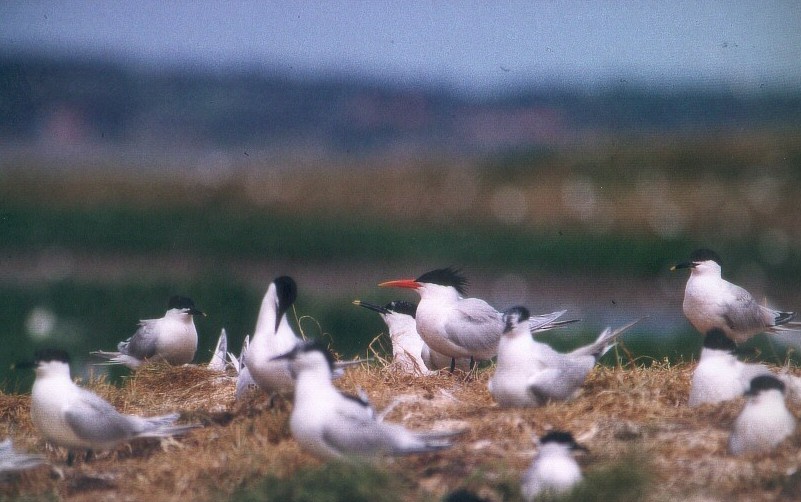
[3,359,801,501]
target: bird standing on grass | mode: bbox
[521,431,586,500]
[26,349,200,465]
[688,328,772,407]
[728,374,795,455]
[353,299,470,374]
[672,249,798,343]
[92,295,205,369]
[489,306,640,407]
[274,340,461,461]
[379,267,575,368]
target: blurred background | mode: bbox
[2,1,801,390]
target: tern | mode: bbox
[379,267,575,366]
[728,374,795,455]
[521,431,585,500]
[489,306,640,407]
[92,295,205,369]
[244,276,302,395]
[0,438,46,477]
[274,340,461,461]
[26,349,200,465]
[688,328,772,407]
[672,248,798,343]
[353,299,470,374]
[243,276,362,397]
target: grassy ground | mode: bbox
[3,355,801,501]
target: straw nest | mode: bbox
[3,355,801,501]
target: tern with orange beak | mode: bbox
[379,267,575,367]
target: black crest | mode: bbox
[702,328,736,352]
[416,267,468,295]
[747,374,785,395]
[689,248,722,265]
[34,348,71,364]
[503,306,530,332]
[540,430,578,446]
[274,276,298,309]
[296,339,336,371]
[167,295,204,316]
[386,300,418,318]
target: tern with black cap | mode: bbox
[672,248,798,343]
[380,267,576,368]
[273,340,462,461]
[490,306,641,407]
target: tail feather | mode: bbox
[569,317,646,359]
[139,413,201,439]
[774,311,796,326]
[90,351,142,369]
[529,310,581,333]
[208,329,228,371]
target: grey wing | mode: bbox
[444,299,503,357]
[321,399,389,456]
[64,389,137,443]
[722,286,772,333]
[528,356,593,401]
[121,320,159,359]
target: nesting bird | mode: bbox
[489,306,639,407]
[688,328,772,407]
[275,340,461,461]
[92,295,205,369]
[521,431,585,500]
[672,248,798,343]
[27,349,200,464]
[353,299,470,374]
[728,374,796,455]
[380,267,575,366]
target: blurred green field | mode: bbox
[2,133,801,390]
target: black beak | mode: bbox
[670,261,695,271]
[352,300,390,315]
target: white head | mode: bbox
[672,249,723,277]
[354,299,418,338]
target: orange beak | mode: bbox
[378,279,421,289]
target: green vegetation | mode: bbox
[230,461,405,502]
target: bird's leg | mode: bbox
[450,358,456,373]
[84,449,94,463]
[469,356,476,371]
[66,450,75,467]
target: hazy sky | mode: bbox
[2,1,800,95]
